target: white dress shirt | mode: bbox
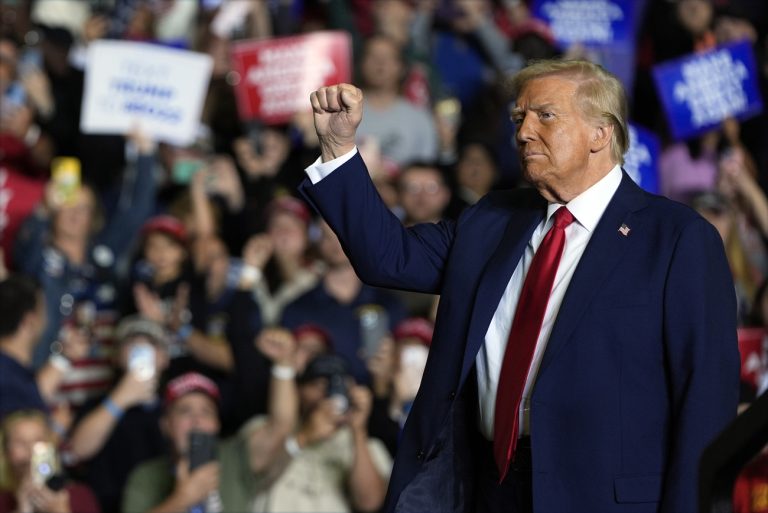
[305,148,623,441]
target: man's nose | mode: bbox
[515,116,535,143]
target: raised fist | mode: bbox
[309,83,364,162]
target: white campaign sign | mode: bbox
[81,40,213,146]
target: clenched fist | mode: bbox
[309,84,363,162]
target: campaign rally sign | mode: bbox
[532,0,633,48]
[81,41,213,146]
[230,31,352,124]
[624,123,660,194]
[653,40,763,141]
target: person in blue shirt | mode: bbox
[0,275,48,420]
[13,132,156,389]
[281,220,406,383]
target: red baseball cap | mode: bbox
[141,215,187,245]
[393,317,434,347]
[293,323,333,349]
[265,196,311,225]
[163,372,220,408]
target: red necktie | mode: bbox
[493,206,575,482]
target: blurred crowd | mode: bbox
[0,0,766,512]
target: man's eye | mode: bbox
[540,112,554,120]
[512,117,523,125]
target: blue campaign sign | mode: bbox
[624,124,660,194]
[652,40,764,141]
[532,0,633,47]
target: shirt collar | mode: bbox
[545,165,623,233]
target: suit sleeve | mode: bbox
[299,152,455,294]
[660,217,740,512]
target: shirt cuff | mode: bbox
[304,147,358,184]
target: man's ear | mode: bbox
[590,124,614,153]
[18,310,36,337]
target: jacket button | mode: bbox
[416,450,425,460]
[448,391,456,400]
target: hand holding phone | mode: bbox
[327,373,350,414]
[188,431,217,470]
[358,305,389,360]
[50,157,81,207]
[127,342,156,381]
[30,442,58,486]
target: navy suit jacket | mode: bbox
[299,152,739,513]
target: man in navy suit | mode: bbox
[299,60,739,513]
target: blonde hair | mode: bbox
[509,59,629,165]
[0,410,52,492]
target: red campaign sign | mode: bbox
[0,165,45,268]
[738,327,766,391]
[230,31,352,124]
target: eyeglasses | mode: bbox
[401,181,442,195]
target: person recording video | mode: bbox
[0,409,99,513]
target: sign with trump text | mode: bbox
[532,0,634,48]
[80,41,213,146]
[230,31,352,124]
[652,40,763,141]
[624,123,660,194]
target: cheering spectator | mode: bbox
[281,220,407,383]
[0,409,100,513]
[397,162,451,226]
[247,196,320,326]
[123,368,293,513]
[246,348,391,513]
[356,34,438,170]
[12,130,156,404]
[64,315,168,513]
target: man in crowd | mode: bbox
[0,275,48,419]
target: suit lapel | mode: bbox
[538,172,648,373]
[460,197,545,384]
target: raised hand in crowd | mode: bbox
[718,145,768,238]
[296,395,346,447]
[132,283,168,325]
[133,282,190,332]
[37,325,92,403]
[82,14,110,45]
[245,327,299,474]
[19,66,53,120]
[255,326,297,368]
[111,365,159,409]
[366,336,397,399]
[347,384,374,433]
[242,233,274,276]
[191,155,244,212]
[155,459,220,513]
[233,129,290,179]
[127,126,157,156]
[15,476,71,513]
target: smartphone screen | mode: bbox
[128,342,156,381]
[358,305,389,359]
[171,158,206,184]
[51,157,81,206]
[435,97,461,127]
[30,442,58,486]
[188,431,217,470]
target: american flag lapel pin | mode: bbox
[618,223,631,237]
